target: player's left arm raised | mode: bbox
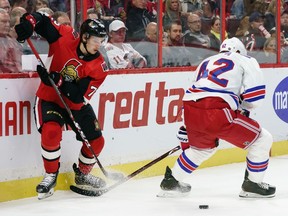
[15,12,70,44]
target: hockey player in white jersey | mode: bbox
[158,37,276,198]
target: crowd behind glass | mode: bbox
[0,0,287,73]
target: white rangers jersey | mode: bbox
[104,42,146,69]
[183,51,266,111]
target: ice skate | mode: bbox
[73,163,106,189]
[157,166,191,198]
[239,170,276,198]
[239,179,276,198]
[36,172,58,200]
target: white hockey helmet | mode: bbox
[220,37,247,55]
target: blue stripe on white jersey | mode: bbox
[241,85,266,103]
[186,85,240,107]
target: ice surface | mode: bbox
[1,155,288,216]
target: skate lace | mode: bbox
[40,173,57,186]
[257,182,269,190]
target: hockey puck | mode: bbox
[199,205,209,209]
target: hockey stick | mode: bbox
[27,38,124,181]
[70,145,181,197]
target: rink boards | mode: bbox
[0,68,288,202]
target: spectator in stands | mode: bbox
[10,5,26,15]
[134,22,158,67]
[281,9,288,39]
[263,36,276,54]
[182,13,210,48]
[35,0,49,11]
[209,15,227,50]
[49,0,66,12]
[163,21,194,67]
[242,11,270,51]
[95,0,114,29]
[201,0,214,18]
[9,8,24,35]
[180,0,200,17]
[146,0,158,15]
[165,20,184,46]
[103,19,147,69]
[243,0,268,16]
[87,8,99,19]
[230,0,245,19]
[125,0,157,41]
[281,43,288,63]
[145,21,158,43]
[236,16,256,38]
[163,0,188,32]
[253,36,276,63]
[26,0,36,13]
[77,8,101,32]
[264,0,283,32]
[52,11,71,26]
[0,8,22,73]
[0,0,11,13]
[9,6,32,54]
[268,27,288,62]
[285,0,288,11]
[104,0,126,22]
[270,27,288,46]
[180,0,213,18]
[0,8,10,36]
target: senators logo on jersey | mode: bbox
[60,59,82,82]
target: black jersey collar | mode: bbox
[77,45,100,61]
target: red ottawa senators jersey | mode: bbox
[35,14,108,110]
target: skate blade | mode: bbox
[239,190,275,198]
[157,189,190,198]
[38,188,55,200]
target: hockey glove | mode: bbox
[60,82,84,104]
[36,65,63,87]
[15,13,36,42]
[177,125,191,150]
[240,109,250,117]
[176,125,188,143]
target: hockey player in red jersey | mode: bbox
[15,13,109,199]
[158,37,276,198]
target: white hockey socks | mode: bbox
[246,128,273,183]
[172,147,217,181]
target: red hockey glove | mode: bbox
[36,65,63,87]
[15,13,36,42]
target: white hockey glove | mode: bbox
[176,125,188,143]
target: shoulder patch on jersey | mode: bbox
[101,62,109,72]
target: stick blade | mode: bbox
[70,185,107,197]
